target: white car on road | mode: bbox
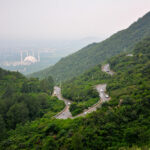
[105,94,109,98]
[100,89,104,92]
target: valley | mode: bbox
[0,9,150,150]
[1,37,150,150]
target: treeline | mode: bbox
[0,69,65,141]
[21,76,54,94]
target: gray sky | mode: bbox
[0,0,150,40]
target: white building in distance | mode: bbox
[24,56,37,63]
[21,51,40,65]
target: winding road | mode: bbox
[53,86,72,119]
[53,64,113,119]
[102,64,114,76]
[73,84,110,118]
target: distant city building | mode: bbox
[1,51,41,67]
[24,56,37,63]
[20,51,40,65]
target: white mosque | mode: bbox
[1,50,40,67]
[24,56,37,63]
[20,51,40,65]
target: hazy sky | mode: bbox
[0,0,150,40]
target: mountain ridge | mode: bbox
[30,11,150,83]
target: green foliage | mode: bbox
[69,102,84,116]
[72,132,83,150]
[40,76,54,94]
[1,37,150,150]
[0,115,6,140]
[31,12,150,83]
[0,68,65,141]
[7,102,29,129]
[21,76,54,94]
[62,65,109,115]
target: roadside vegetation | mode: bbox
[0,37,150,150]
[62,65,110,115]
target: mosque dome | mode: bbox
[24,56,37,63]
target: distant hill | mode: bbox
[30,11,150,82]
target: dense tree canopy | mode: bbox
[1,37,150,149]
[0,69,64,140]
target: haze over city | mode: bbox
[0,0,150,75]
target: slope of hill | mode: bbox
[1,37,150,150]
[62,37,150,115]
[30,11,150,82]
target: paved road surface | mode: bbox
[102,64,114,75]
[53,86,72,119]
[53,84,110,119]
[73,84,110,118]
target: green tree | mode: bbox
[2,84,14,98]
[7,102,29,129]
[0,115,6,140]
[72,133,83,150]
[40,76,54,94]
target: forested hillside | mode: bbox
[30,11,150,83]
[1,37,150,150]
[0,69,65,140]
